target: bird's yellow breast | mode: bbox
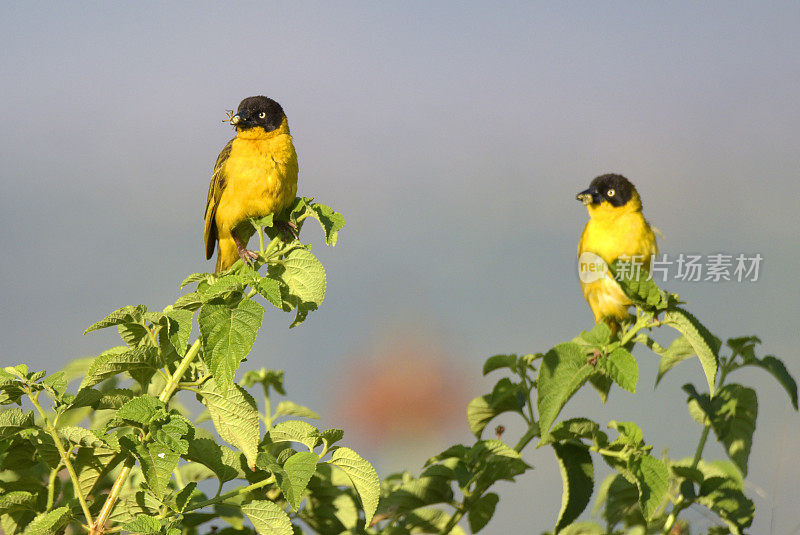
[578,196,657,322]
[214,125,298,235]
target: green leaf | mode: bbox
[712,384,758,476]
[255,276,283,309]
[0,409,34,440]
[242,500,293,535]
[74,446,120,497]
[59,426,105,448]
[663,308,719,395]
[174,481,199,512]
[122,514,163,534]
[241,368,286,395]
[281,451,319,510]
[79,346,160,390]
[199,298,264,388]
[468,492,499,533]
[403,508,467,535]
[539,418,607,448]
[553,442,594,533]
[199,378,260,470]
[119,436,179,498]
[654,335,696,385]
[118,322,151,348]
[635,455,669,520]
[736,352,797,410]
[609,260,671,311]
[308,201,345,246]
[116,394,166,426]
[21,506,71,535]
[537,343,595,436]
[267,247,327,327]
[556,522,605,535]
[482,354,518,375]
[185,435,240,484]
[270,420,320,451]
[329,447,380,525]
[0,491,36,515]
[697,476,754,534]
[572,323,612,349]
[26,429,61,468]
[466,378,525,438]
[162,308,194,358]
[273,401,320,420]
[600,347,638,394]
[180,272,213,289]
[382,476,455,511]
[84,304,146,334]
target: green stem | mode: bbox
[29,393,94,526]
[691,425,711,468]
[185,475,276,512]
[264,386,273,428]
[92,338,203,533]
[438,504,467,535]
[618,315,657,347]
[46,464,60,511]
[159,338,202,403]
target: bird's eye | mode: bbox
[258,112,266,119]
[606,189,616,197]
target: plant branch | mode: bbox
[185,475,276,512]
[28,392,94,526]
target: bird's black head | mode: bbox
[230,96,286,132]
[576,173,635,207]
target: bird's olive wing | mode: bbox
[204,138,233,260]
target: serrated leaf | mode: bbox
[174,481,198,512]
[255,276,283,309]
[180,272,213,289]
[482,354,518,375]
[84,305,147,334]
[655,335,696,385]
[242,499,293,535]
[59,426,104,448]
[466,378,525,438]
[553,442,594,533]
[404,508,466,535]
[468,492,499,533]
[633,455,667,520]
[162,308,194,358]
[319,428,344,447]
[116,394,166,425]
[126,437,180,498]
[79,346,160,390]
[273,400,320,420]
[711,384,758,476]
[697,476,754,534]
[267,248,326,327]
[26,429,60,468]
[122,514,163,534]
[270,420,320,451]
[537,343,595,436]
[0,408,34,440]
[199,378,260,469]
[609,260,670,311]
[199,299,264,388]
[737,353,797,410]
[74,446,120,497]
[383,476,455,511]
[0,491,36,515]
[118,322,151,348]
[185,435,240,484]
[540,417,607,447]
[282,451,319,510]
[329,447,380,525]
[309,202,345,246]
[601,347,638,394]
[663,308,719,395]
[21,506,71,535]
[241,368,286,395]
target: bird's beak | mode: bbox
[576,188,597,206]
[230,110,250,126]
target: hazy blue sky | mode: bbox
[2,2,799,533]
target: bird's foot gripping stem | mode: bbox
[233,235,259,264]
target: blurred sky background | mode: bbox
[2,2,799,533]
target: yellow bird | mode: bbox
[576,174,658,333]
[204,96,299,273]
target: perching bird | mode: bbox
[577,174,658,333]
[204,96,299,273]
